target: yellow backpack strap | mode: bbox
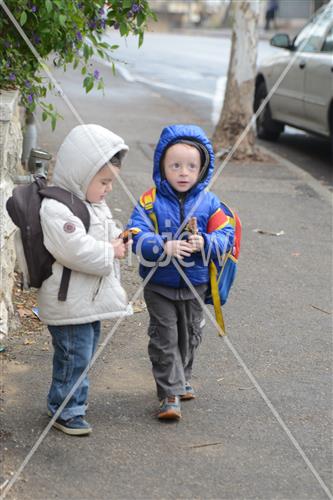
[209,261,226,336]
[139,187,159,233]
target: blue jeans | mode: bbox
[47,321,100,420]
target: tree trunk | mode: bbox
[213,0,260,160]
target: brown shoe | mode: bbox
[158,396,181,420]
[180,382,195,401]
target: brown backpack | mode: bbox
[6,175,90,301]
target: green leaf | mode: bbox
[59,15,66,27]
[123,0,132,8]
[83,44,90,61]
[81,66,87,75]
[45,0,52,14]
[119,22,128,37]
[20,11,27,26]
[42,111,48,121]
[51,114,57,131]
[138,31,144,48]
[83,76,94,93]
[97,79,104,90]
[137,12,145,26]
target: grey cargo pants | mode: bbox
[143,288,205,400]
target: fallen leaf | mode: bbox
[132,300,147,314]
[23,339,36,345]
[253,229,285,236]
[17,307,35,319]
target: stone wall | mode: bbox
[0,90,23,336]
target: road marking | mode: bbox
[94,56,215,103]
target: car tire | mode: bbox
[254,81,284,141]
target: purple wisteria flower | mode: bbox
[27,94,34,103]
[98,7,104,16]
[93,69,100,80]
[88,20,96,29]
[100,19,106,29]
[33,34,41,44]
[31,5,37,12]
[76,31,83,41]
[113,22,119,30]
[25,80,32,88]
[131,3,140,13]
[9,73,16,81]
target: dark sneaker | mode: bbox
[52,416,92,436]
[158,396,181,420]
[180,382,195,401]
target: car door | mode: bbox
[268,49,306,125]
[303,25,333,137]
[270,7,332,130]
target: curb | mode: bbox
[257,144,333,206]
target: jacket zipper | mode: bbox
[178,195,186,288]
[92,277,103,301]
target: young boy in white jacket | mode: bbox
[39,124,132,435]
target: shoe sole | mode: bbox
[52,421,92,436]
[158,409,181,420]
[180,393,195,401]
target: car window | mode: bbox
[293,6,333,52]
[322,26,333,52]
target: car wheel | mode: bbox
[254,81,284,141]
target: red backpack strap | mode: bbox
[207,207,229,233]
[139,187,158,233]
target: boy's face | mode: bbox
[86,164,119,203]
[163,144,201,193]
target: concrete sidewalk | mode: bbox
[1,68,332,500]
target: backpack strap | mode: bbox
[40,187,90,231]
[40,187,90,302]
[139,187,159,233]
[209,261,226,336]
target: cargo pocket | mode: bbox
[189,320,203,350]
[147,324,163,365]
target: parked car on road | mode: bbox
[254,4,333,157]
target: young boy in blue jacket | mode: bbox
[128,124,234,420]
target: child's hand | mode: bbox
[111,239,127,259]
[164,240,193,259]
[188,234,204,252]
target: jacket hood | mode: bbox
[52,124,129,200]
[153,124,215,197]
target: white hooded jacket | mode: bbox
[38,124,133,325]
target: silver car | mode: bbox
[254,3,333,155]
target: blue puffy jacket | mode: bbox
[128,124,234,288]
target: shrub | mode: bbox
[0,0,156,128]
